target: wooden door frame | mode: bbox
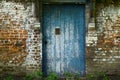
[41,3,87,76]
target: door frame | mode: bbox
[42,3,87,76]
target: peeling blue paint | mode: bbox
[42,4,86,76]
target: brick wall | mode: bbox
[86,4,120,74]
[0,1,41,74]
[1,1,120,76]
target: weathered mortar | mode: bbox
[86,4,120,74]
[0,1,41,74]
[1,0,120,76]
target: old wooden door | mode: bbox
[42,4,86,76]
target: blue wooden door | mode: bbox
[42,4,86,76]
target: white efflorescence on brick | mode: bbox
[0,1,42,71]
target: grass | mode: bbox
[87,71,113,80]
[45,72,59,80]
[0,71,120,80]
[3,75,14,80]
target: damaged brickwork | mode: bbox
[1,0,120,76]
[0,1,41,74]
[86,4,120,74]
